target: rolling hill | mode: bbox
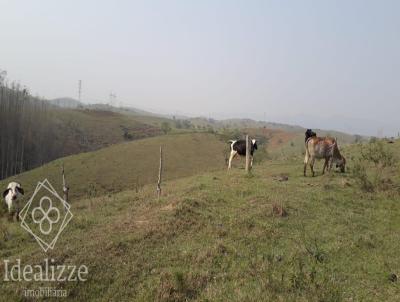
[0,139,399,301]
[0,124,363,204]
[0,133,228,202]
[49,98,84,108]
[3,84,365,183]
[50,108,163,154]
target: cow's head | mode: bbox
[3,182,24,201]
[251,139,258,150]
[335,156,346,173]
[305,129,316,139]
[332,139,346,173]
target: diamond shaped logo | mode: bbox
[19,179,73,252]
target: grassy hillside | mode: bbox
[245,127,360,161]
[189,117,364,142]
[49,98,84,108]
[1,128,300,202]
[51,108,163,153]
[189,117,304,132]
[1,82,365,182]
[3,90,363,182]
[0,133,227,202]
[45,107,362,180]
[0,140,399,301]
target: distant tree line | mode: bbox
[160,118,195,134]
[0,74,59,179]
[0,70,170,180]
[173,119,192,129]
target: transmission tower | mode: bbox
[109,92,116,106]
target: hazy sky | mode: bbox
[1,0,399,135]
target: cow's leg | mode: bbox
[303,153,309,176]
[250,156,253,168]
[328,157,334,172]
[16,207,20,221]
[228,150,237,169]
[322,158,329,175]
[7,202,13,221]
[310,157,316,177]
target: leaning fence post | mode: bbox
[157,146,163,198]
[245,135,251,173]
[62,163,69,203]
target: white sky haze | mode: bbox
[1,0,399,136]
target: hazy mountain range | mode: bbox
[273,114,398,138]
[50,97,398,138]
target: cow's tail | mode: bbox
[304,139,311,164]
[305,137,313,149]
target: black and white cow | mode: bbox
[3,182,24,220]
[228,139,258,169]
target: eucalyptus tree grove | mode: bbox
[0,77,57,179]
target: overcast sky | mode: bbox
[1,0,399,136]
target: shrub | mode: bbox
[369,136,378,143]
[352,140,397,192]
[205,125,214,133]
[219,128,242,141]
[352,161,374,192]
[360,140,395,168]
[161,122,172,134]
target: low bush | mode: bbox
[352,140,397,192]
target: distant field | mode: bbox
[0,128,303,202]
[1,140,399,301]
[51,108,361,171]
[0,133,227,202]
[52,109,163,153]
[244,127,298,148]
[245,127,361,161]
[2,94,364,182]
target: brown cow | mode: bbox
[304,137,346,177]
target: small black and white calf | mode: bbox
[228,139,258,169]
[3,182,24,220]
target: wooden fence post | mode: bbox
[245,135,251,173]
[157,146,163,198]
[62,163,69,203]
